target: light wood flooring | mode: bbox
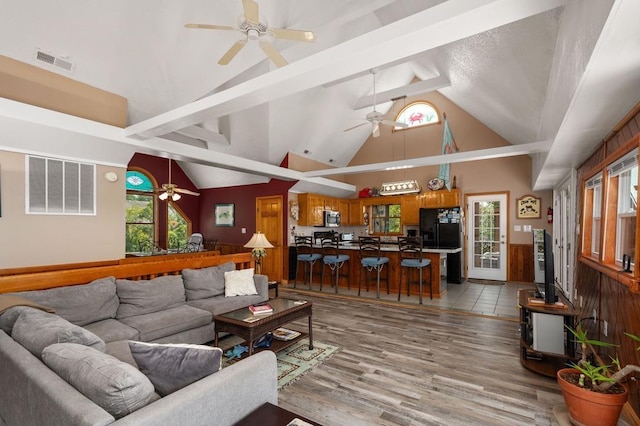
[276,289,564,426]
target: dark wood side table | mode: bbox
[234,402,322,426]
[268,280,279,298]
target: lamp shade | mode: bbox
[244,232,274,249]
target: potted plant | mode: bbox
[557,324,640,426]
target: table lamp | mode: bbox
[244,232,273,275]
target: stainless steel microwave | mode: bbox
[323,210,341,227]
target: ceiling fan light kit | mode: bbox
[185,0,314,68]
[156,159,200,201]
[344,69,409,138]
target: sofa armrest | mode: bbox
[253,274,269,302]
[113,351,278,426]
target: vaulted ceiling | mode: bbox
[1,0,639,195]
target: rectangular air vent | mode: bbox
[33,48,74,73]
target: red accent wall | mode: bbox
[129,153,296,247]
[199,178,295,245]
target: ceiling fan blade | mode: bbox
[382,119,409,128]
[175,188,201,196]
[372,123,380,138]
[242,0,259,24]
[343,122,369,132]
[259,40,288,67]
[271,28,315,42]
[218,40,247,65]
[185,24,235,31]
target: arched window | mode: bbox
[125,168,157,253]
[125,168,193,254]
[168,202,191,251]
[394,101,440,130]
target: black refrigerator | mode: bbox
[419,207,462,248]
[419,207,463,283]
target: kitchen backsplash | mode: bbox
[289,225,418,244]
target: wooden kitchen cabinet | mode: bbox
[420,189,461,208]
[338,199,349,224]
[297,193,324,226]
[400,195,420,225]
[348,199,365,225]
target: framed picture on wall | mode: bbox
[516,195,541,219]
[215,203,234,226]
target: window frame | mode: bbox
[369,203,402,235]
[579,136,640,289]
[125,167,158,254]
[167,201,192,251]
[392,100,441,132]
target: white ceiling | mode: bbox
[1,0,639,195]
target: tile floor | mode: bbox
[280,278,536,319]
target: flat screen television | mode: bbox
[533,229,558,304]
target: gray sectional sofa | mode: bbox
[0,261,277,426]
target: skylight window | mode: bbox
[394,101,440,130]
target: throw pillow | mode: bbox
[181,262,235,300]
[128,341,223,396]
[42,343,158,419]
[12,309,106,358]
[116,275,185,319]
[224,268,258,297]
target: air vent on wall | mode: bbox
[33,48,74,73]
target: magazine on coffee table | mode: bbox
[272,327,301,341]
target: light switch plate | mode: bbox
[523,225,532,232]
[514,225,522,231]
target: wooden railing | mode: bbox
[0,252,253,294]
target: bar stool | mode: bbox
[294,236,322,289]
[398,236,432,304]
[358,236,389,298]
[321,235,350,293]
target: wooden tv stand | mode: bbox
[518,290,578,377]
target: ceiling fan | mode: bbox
[156,159,200,201]
[344,69,408,138]
[185,0,315,68]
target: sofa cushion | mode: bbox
[42,343,158,419]
[116,275,185,319]
[83,318,140,343]
[7,277,119,326]
[118,305,212,341]
[128,341,223,396]
[224,268,258,297]
[188,292,265,316]
[12,309,106,358]
[182,262,235,300]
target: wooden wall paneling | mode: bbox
[508,244,534,283]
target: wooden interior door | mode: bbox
[256,196,283,282]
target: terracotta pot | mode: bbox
[557,368,628,426]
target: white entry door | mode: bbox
[467,193,508,281]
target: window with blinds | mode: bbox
[27,156,95,215]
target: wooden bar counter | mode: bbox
[307,242,461,298]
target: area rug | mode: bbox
[223,339,340,389]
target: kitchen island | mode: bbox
[304,242,461,298]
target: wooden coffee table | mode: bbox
[234,402,322,426]
[214,297,313,356]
